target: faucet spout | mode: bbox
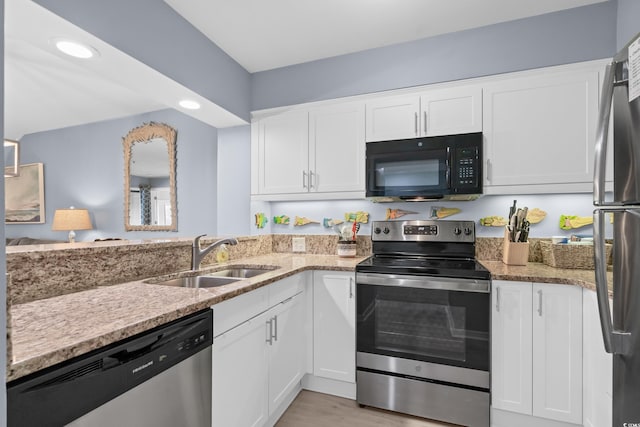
[192,235,238,270]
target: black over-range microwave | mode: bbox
[365,132,483,201]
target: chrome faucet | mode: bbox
[192,235,238,270]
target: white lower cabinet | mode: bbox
[267,292,306,415]
[212,274,306,427]
[212,309,270,427]
[491,281,583,426]
[312,271,356,383]
[582,289,612,427]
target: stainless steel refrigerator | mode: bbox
[594,32,640,427]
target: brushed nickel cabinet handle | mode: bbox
[537,289,543,317]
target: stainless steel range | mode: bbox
[355,220,491,427]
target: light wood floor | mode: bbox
[275,390,456,427]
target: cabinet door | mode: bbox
[257,111,309,194]
[212,311,270,427]
[313,271,356,383]
[491,280,533,414]
[421,86,482,137]
[309,103,365,194]
[268,293,305,416]
[365,94,420,142]
[483,70,599,192]
[532,283,583,424]
[583,289,612,427]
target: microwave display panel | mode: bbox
[375,159,442,188]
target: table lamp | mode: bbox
[52,207,93,243]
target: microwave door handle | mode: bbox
[445,147,452,188]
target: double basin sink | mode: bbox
[148,266,279,289]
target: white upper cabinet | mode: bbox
[365,94,421,141]
[309,103,365,194]
[254,110,309,195]
[483,67,602,194]
[252,102,365,201]
[365,86,482,142]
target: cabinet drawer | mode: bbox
[213,286,269,337]
[268,273,305,306]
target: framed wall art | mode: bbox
[5,163,45,224]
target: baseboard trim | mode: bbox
[302,374,356,400]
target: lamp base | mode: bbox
[68,230,76,243]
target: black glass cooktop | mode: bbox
[356,254,490,281]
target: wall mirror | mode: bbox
[123,122,177,231]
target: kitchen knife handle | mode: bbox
[414,112,419,135]
[593,208,632,355]
[594,62,614,206]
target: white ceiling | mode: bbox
[4,0,245,141]
[165,0,609,73]
[5,0,610,140]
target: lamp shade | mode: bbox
[52,208,93,231]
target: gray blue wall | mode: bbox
[7,109,218,241]
[217,126,251,235]
[617,0,640,49]
[1,0,7,421]
[251,2,618,110]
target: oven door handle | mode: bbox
[356,272,490,293]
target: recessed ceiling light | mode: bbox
[53,39,98,59]
[179,99,201,110]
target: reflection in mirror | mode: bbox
[4,139,20,178]
[123,122,177,231]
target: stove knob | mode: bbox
[374,227,382,234]
[464,227,472,236]
[454,227,462,235]
[383,227,390,234]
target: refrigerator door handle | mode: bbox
[594,62,615,206]
[593,209,632,355]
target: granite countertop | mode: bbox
[8,255,610,382]
[8,253,364,382]
[479,260,612,293]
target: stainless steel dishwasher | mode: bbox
[8,309,212,427]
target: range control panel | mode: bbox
[372,220,476,243]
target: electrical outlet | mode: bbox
[292,237,306,253]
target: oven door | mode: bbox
[356,273,490,372]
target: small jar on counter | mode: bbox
[337,240,357,257]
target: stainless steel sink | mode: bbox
[154,275,241,288]
[207,267,277,279]
[149,265,279,289]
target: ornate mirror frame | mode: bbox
[123,122,177,231]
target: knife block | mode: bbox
[502,229,530,265]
